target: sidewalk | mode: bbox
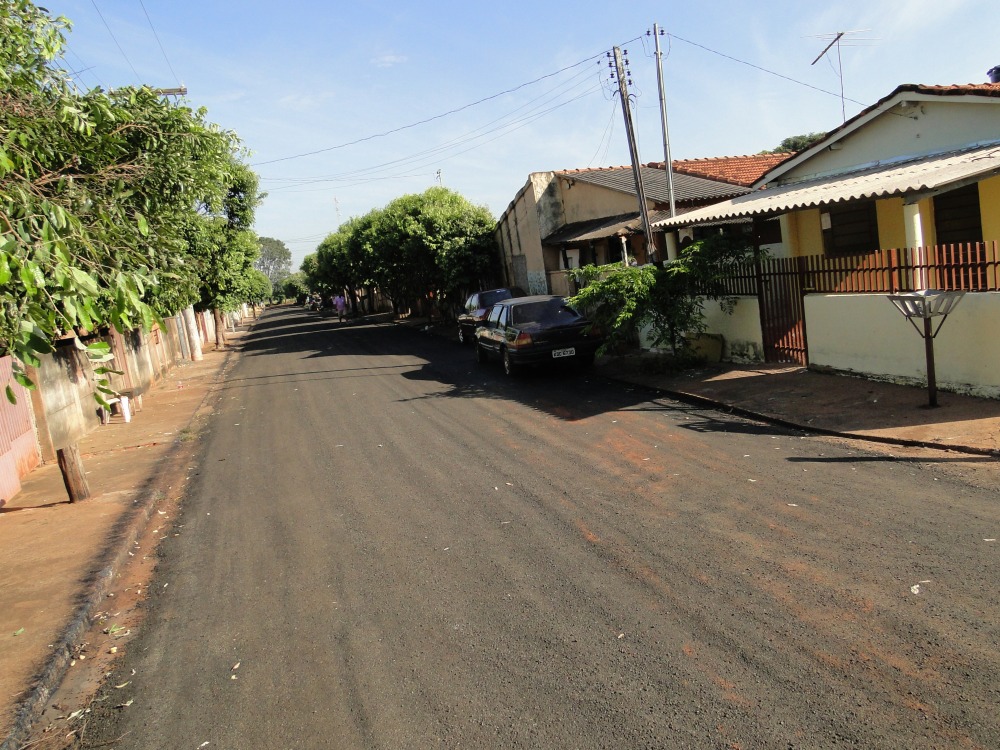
[3,312,999,747]
[0,339,237,750]
[598,356,1000,456]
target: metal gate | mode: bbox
[757,257,809,365]
[0,357,40,504]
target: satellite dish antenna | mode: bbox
[809,30,878,123]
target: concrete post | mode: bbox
[182,306,203,361]
[903,202,928,290]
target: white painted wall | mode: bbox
[701,297,764,362]
[805,293,1000,398]
[639,297,764,362]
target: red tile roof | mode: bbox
[659,154,793,187]
[900,82,1000,97]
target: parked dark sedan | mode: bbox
[474,295,603,375]
[457,287,525,345]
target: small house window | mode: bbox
[754,218,782,246]
[822,201,879,257]
[934,183,982,245]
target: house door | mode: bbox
[0,356,41,505]
[757,257,808,365]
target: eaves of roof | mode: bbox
[754,82,1000,188]
[542,213,640,244]
[555,165,749,204]
[653,142,1000,229]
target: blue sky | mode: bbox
[50,0,996,268]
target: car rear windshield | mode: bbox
[480,289,514,307]
[511,300,582,327]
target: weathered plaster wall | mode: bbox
[33,342,98,452]
[805,292,1000,398]
[557,178,639,224]
[700,297,764,362]
[531,173,564,242]
[638,297,764,363]
[496,178,550,294]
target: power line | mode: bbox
[89,0,142,84]
[261,82,602,192]
[251,39,640,167]
[667,32,867,107]
[138,0,182,87]
[586,99,619,168]
[261,65,602,186]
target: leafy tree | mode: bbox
[188,160,263,346]
[1,0,255,398]
[245,269,272,304]
[761,132,826,154]
[255,236,292,288]
[309,187,496,317]
[281,272,308,301]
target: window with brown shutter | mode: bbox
[934,184,982,245]
[822,201,879,257]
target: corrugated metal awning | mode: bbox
[652,142,1000,229]
[543,214,640,244]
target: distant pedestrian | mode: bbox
[334,293,347,322]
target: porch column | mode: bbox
[904,202,928,290]
[664,231,679,262]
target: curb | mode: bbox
[0,335,244,750]
[614,379,1000,460]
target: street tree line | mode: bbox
[1,0,269,399]
[299,187,499,317]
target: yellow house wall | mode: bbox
[980,174,1000,241]
[876,197,906,248]
[784,209,823,256]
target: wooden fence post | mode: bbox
[57,443,91,503]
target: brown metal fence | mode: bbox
[712,241,1000,296]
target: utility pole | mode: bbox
[652,24,677,217]
[612,46,656,263]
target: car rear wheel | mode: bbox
[458,326,468,345]
[502,348,519,376]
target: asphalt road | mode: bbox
[83,305,999,749]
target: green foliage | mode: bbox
[1,0,263,394]
[761,132,826,154]
[281,272,309,301]
[245,269,272,303]
[570,233,759,355]
[569,264,659,354]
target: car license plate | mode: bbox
[552,347,575,359]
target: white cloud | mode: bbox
[371,54,408,69]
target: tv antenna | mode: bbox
[809,29,878,123]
